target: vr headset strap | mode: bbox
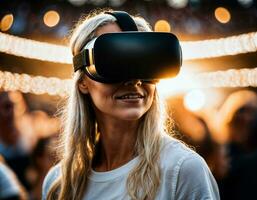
[73,49,91,72]
[105,11,138,31]
[73,11,138,72]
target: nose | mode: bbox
[124,79,142,86]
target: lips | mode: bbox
[115,93,144,100]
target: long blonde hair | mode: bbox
[47,9,168,200]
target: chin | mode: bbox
[118,110,145,121]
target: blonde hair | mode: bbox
[47,9,168,200]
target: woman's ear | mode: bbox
[78,78,89,94]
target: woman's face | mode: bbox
[79,23,156,122]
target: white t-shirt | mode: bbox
[42,136,220,200]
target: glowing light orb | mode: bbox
[43,10,60,27]
[237,0,253,8]
[167,0,188,9]
[0,14,14,31]
[214,7,231,24]
[184,89,206,111]
[154,20,171,32]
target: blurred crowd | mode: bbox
[0,91,59,200]
[0,88,257,200]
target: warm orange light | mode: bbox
[184,89,206,111]
[0,14,14,31]
[154,20,171,32]
[43,10,60,27]
[214,7,231,24]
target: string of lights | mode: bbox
[1,68,256,97]
[195,68,257,88]
[0,70,71,97]
[157,67,257,96]
[0,32,71,64]
[181,32,257,60]
[0,31,257,63]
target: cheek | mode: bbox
[146,85,156,102]
[140,85,156,113]
[87,84,115,109]
[89,89,110,105]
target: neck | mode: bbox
[93,116,139,171]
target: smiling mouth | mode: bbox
[116,93,144,100]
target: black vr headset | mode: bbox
[73,11,182,83]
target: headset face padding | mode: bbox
[73,32,182,83]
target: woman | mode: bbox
[43,10,219,200]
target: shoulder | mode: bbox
[159,135,196,168]
[159,135,220,199]
[159,134,201,178]
[42,164,61,200]
[175,153,220,199]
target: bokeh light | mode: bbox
[109,0,126,7]
[68,0,88,6]
[154,20,171,32]
[237,0,253,8]
[43,10,60,27]
[184,89,206,111]
[0,14,14,31]
[167,0,188,9]
[156,66,197,96]
[91,0,106,6]
[214,7,231,24]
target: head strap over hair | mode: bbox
[105,11,138,31]
[73,11,138,72]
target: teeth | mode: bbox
[119,95,143,99]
